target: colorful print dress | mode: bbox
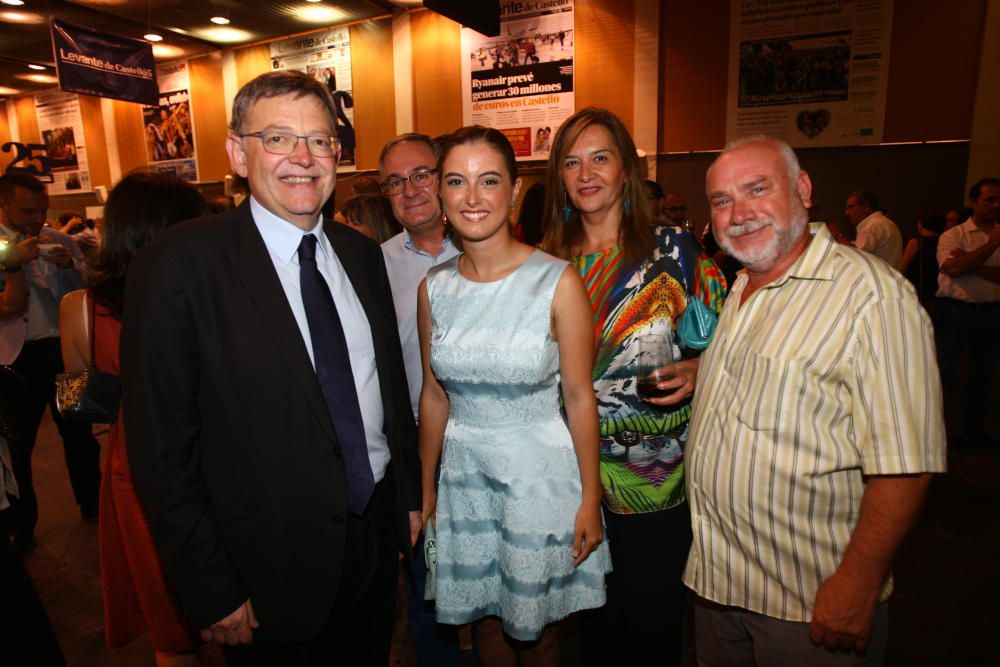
[572,226,726,514]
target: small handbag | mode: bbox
[55,294,121,423]
[424,518,438,601]
[675,243,718,351]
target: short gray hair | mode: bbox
[229,71,338,135]
[378,133,441,176]
[708,134,802,185]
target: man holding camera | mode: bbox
[0,172,98,554]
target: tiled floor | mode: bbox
[21,410,1000,666]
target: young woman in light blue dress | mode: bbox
[417,126,611,666]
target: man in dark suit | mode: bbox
[121,70,420,666]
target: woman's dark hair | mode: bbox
[89,170,208,319]
[341,194,401,243]
[917,207,946,235]
[540,107,654,266]
[517,182,547,246]
[438,125,518,184]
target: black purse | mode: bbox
[55,294,121,423]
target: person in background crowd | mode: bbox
[643,179,667,224]
[339,193,401,243]
[662,191,690,230]
[542,107,726,667]
[0,173,99,555]
[121,70,420,666]
[945,206,972,231]
[379,132,465,666]
[934,177,1000,449]
[844,190,903,269]
[516,182,547,246]
[352,175,382,196]
[688,135,945,666]
[901,207,945,305]
[419,125,611,667]
[60,171,207,667]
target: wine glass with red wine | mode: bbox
[636,333,676,401]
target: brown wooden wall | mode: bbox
[189,53,230,181]
[410,10,463,139]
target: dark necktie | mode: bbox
[297,234,375,515]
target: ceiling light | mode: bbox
[189,26,254,43]
[305,0,322,3]
[144,32,163,41]
[210,16,230,25]
[0,9,45,23]
[293,4,346,23]
[152,43,185,58]
[28,63,46,70]
[16,73,58,84]
[0,86,20,95]
[0,0,26,6]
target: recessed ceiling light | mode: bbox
[0,86,20,95]
[28,63,46,70]
[0,0,26,6]
[152,43,185,58]
[293,4,345,22]
[144,32,163,42]
[189,26,254,43]
[0,9,45,23]
[305,0,322,3]
[16,73,58,84]
[210,16,230,25]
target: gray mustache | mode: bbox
[727,220,772,238]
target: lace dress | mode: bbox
[427,249,612,641]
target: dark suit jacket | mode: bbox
[121,202,420,641]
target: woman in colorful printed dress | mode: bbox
[542,108,726,667]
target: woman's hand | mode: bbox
[421,490,437,531]
[642,358,700,407]
[571,499,603,567]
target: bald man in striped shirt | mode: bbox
[684,136,946,666]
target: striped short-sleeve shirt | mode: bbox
[683,224,947,622]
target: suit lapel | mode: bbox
[225,205,338,444]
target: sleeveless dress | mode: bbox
[93,296,197,651]
[427,249,612,641]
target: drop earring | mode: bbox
[563,191,573,222]
[623,195,632,217]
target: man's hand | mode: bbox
[7,236,38,268]
[642,358,700,407]
[42,244,73,270]
[200,599,259,646]
[809,570,879,651]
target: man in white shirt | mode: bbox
[845,190,903,269]
[378,133,463,666]
[0,173,99,553]
[935,176,1000,447]
[121,71,420,666]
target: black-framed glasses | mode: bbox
[240,130,339,157]
[381,169,436,195]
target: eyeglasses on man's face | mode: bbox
[381,169,436,195]
[240,130,339,158]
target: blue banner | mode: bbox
[51,19,158,105]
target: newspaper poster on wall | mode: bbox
[726,0,894,147]
[461,0,575,161]
[34,89,91,194]
[142,61,198,181]
[270,27,356,171]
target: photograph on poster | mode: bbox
[738,32,851,108]
[142,97,195,163]
[41,127,79,170]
